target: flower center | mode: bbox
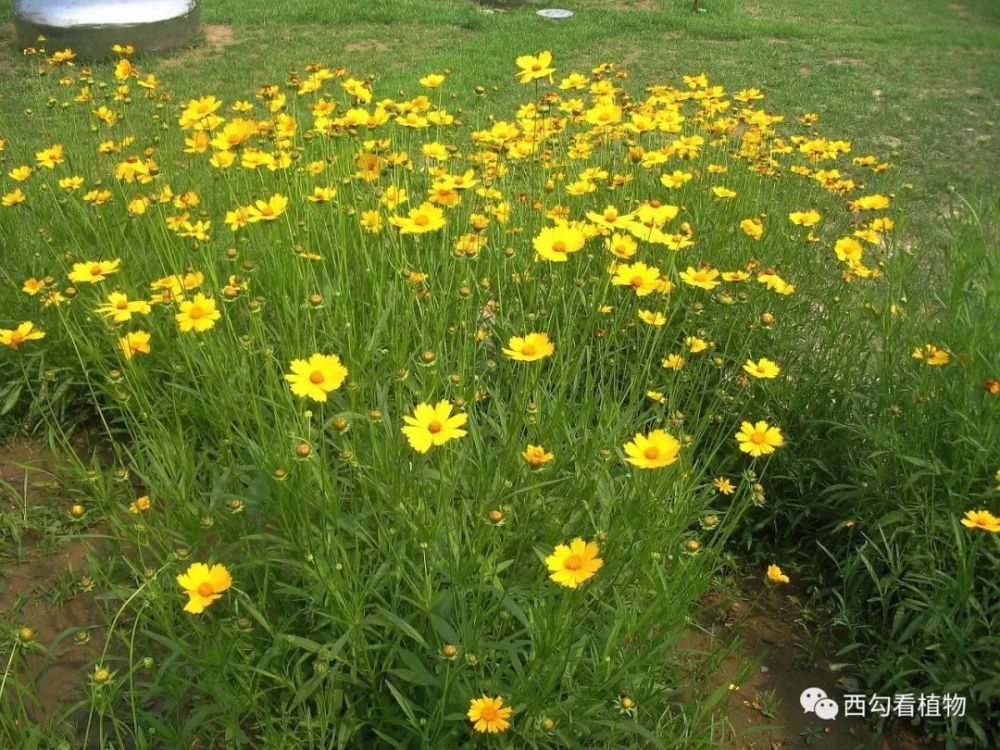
[116,300,129,309]
[480,705,499,721]
[750,432,767,444]
[90,265,104,276]
[631,276,644,287]
[196,582,214,597]
[309,371,325,384]
[414,214,429,226]
[521,344,537,356]
[531,63,542,72]
[187,306,205,320]
[644,447,660,460]
[564,555,583,571]
[428,421,443,434]
[552,240,566,254]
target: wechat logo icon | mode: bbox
[801,687,840,721]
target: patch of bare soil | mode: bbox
[2,540,104,721]
[877,134,903,149]
[615,0,657,10]
[345,39,391,54]
[1,440,106,724]
[160,23,237,66]
[947,3,975,21]
[685,585,943,749]
[204,24,235,49]
[0,438,56,487]
[0,23,18,72]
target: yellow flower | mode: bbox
[545,538,603,589]
[661,354,685,371]
[467,695,513,734]
[742,358,780,379]
[96,293,152,323]
[679,266,721,290]
[83,189,113,206]
[175,293,221,333]
[685,336,709,353]
[389,202,446,234]
[834,237,864,264]
[515,51,555,84]
[419,73,446,89]
[611,262,662,297]
[380,185,408,209]
[736,420,785,457]
[766,564,790,584]
[22,278,44,295]
[9,166,31,181]
[740,217,764,240]
[586,205,635,231]
[401,401,468,454]
[245,193,288,223]
[35,144,64,169]
[176,562,232,614]
[713,477,735,495]
[307,186,337,203]
[522,444,554,468]
[68,259,122,284]
[59,176,84,190]
[584,103,623,127]
[722,271,750,282]
[912,344,950,366]
[532,224,586,262]
[118,331,151,360]
[960,509,1000,533]
[503,332,554,362]
[128,495,151,514]
[284,353,348,402]
[712,186,737,199]
[788,210,821,227]
[605,233,638,259]
[660,170,693,189]
[2,189,26,207]
[559,72,589,90]
[0,321,45,350]
[114,58,136,80]
[360,210,383,233]
[757,270,795,295]
[848,194,890,211]
[638,309,667,326]
[623,429,681,469]
[179,95,222,129]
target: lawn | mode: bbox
[0,1,997,748]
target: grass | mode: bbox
[0,0,998,748]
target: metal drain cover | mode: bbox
[537,8,574,19]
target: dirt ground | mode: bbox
[0,440,105,728]
[689,586,942,750]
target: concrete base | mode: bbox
[14,1,201,58]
